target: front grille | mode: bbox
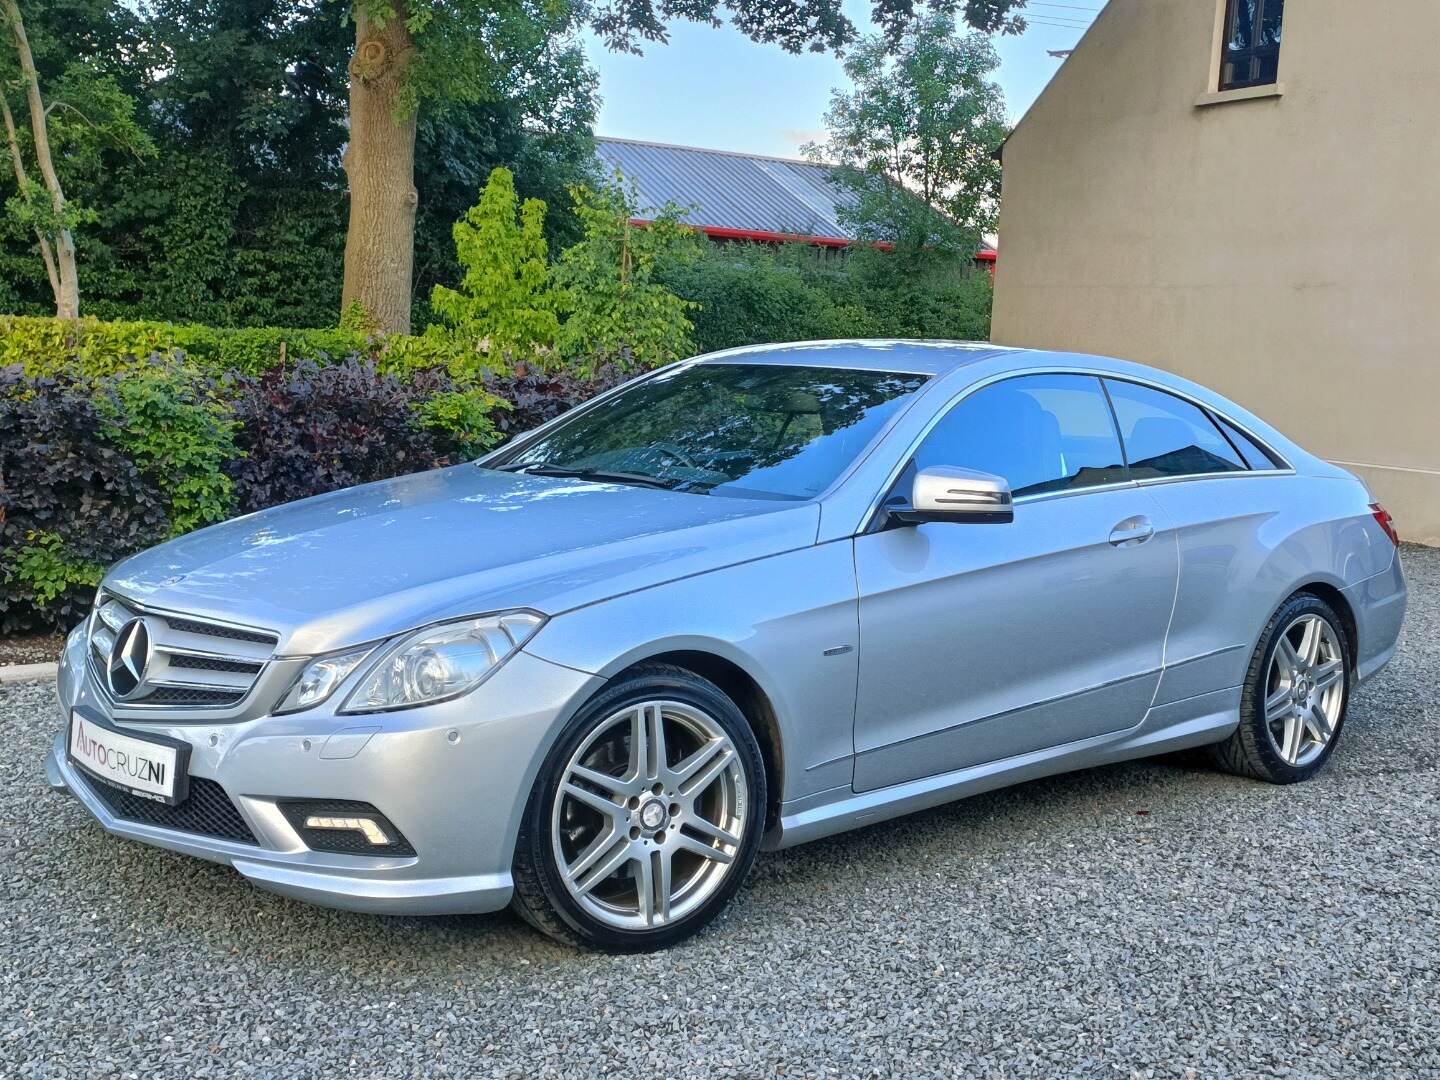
[80,773,258,845]
[167,654,263,675]
[164,616,276,646]
[87,594,278,712]
[137,686,248,706]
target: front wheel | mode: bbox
[510,664,766,951]
[1209,593,1352,783]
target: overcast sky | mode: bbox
[583,0,1108,159]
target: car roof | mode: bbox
[692,340,1020,376]
[689,339,1317,480]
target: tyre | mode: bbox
[1209,592,1352,784]
[510,663,767,951]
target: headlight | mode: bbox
[340,611,545,713]
[274,648,373,714]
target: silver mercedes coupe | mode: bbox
[46,342,1408,951]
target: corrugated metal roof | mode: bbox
[595,137,862,242]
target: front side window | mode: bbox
[1219,0,1284,91]
[910,374,1128,499]
[492,363,930,501]
[1104,379,1247,479]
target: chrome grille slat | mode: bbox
[90,626,117,660]
[163,615,276,645]
[97,602,129,633]
[162,651,264,674]
[149,623,274,664]
[147,667,257,692]
[87,592,278,712]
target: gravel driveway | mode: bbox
[3,547,1437,1079]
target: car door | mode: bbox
[851,373,1179,793]
[1101,378,1291,708]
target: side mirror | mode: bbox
[891,466,1014,525]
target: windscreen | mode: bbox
[492,363,930,500]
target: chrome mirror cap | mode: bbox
[894,466,1014,525]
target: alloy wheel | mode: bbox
[1263,614,1346,767]
[550,699,749,930]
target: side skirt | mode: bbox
[763,685,1240,851]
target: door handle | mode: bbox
[1109,516,1154,547]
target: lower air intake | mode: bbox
[81,773,258,845]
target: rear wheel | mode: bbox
[511,664,766,951]
[1209,593,1351,783]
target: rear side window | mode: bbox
[1104,380,1246,478]
[1214,415,1283,470]
[913,374,1127,498]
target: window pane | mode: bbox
[913,374,1127,498]
[1225,0,1254,51]
[499,363,929,501]
[1260,0,1284,45]
[1105,380,1247,478]
[1220,0,1282,91]
[1215,415,1282,470]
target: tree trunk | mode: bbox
[0,91,59,301]
[341,6,417,336]
[3,0,78,318]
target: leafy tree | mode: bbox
[1,0,83,315]
[429,167,557,361]
[409,19,598,323]
[0,0,598,328]
[342,0,592,334]
[340,0,1028,334]
[807,11,1008,260]
[551,177,701,372]
[0,0,153,315]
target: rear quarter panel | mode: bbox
[1147,471,1398,706]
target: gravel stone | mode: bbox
[2,545,1437,1078]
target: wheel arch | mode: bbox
[1287,580,1360,674]
[611,649,785,831]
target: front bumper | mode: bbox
[46,632,602,915]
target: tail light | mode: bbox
[1370,503,1399,547]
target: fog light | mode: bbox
[304,815,391,846]
[276,799,416,857]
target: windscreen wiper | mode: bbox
[501,463,687,490]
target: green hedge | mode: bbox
[0,316,641,632]
[0,314,488,380]
[659,243,994,355]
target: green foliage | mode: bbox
[94,364,238,534]
[551,176,701,372]
[658,240,993,354]
[659,244,871,352]
[0,362,172,631]
[0,0,598,329]
[1,531,103,608]
[0,15,156,303]
[806,12,1008,260]
[430,167,558,361]
[585,0,1028,54]
[0,314,374,376]
[844,244,994,339]
[414,387,506,456]
[0,319,533,629]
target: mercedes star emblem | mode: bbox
[107,617,152,699]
